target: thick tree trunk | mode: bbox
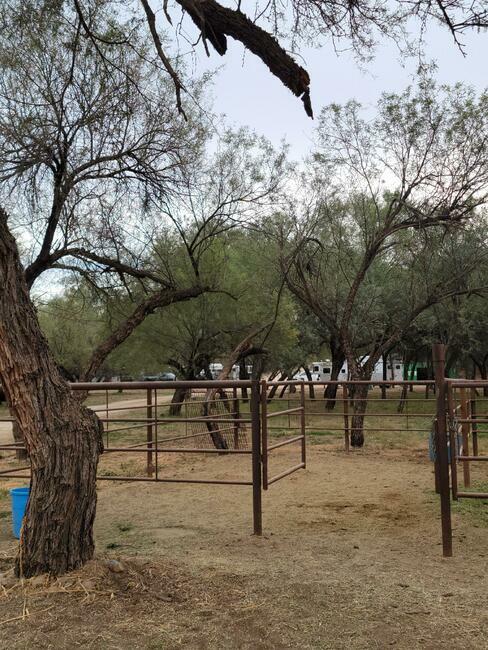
[0,209,103,577]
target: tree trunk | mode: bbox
[169,386,190,416]
[239,358,249,402]
[303,366,315,399]
[350,383,370,447]
[279,373,290,398]
[268,371,286,400]
[324,347,345,411]
[381,353,387,399]
[0,209,103,577]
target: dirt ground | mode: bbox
[0,439,487,649]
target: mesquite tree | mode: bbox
[2,0,488,576]
[0,3,282,575]
[0,208,103,576]
[280,81,488,446]
[74,0,488,118]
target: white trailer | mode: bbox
[297,358,404,382]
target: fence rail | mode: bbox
[2,367,480,552]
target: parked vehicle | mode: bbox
[294,358,404,382]
[142,372,176,381]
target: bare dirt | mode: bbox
[0,440,487,649]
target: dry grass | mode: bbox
[0,438,487,648]
[0,391,487,648]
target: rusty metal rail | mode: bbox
[3,371,477,551]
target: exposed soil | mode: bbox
[0,439,487,649]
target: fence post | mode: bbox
[470,388,479,457]
[105,388,109,449]
[342,383,350,452]
[300,382,306,467]
[446,382,458,501]
[146,387,154,477]
[260,379,268,490]
[154,388,158,480]
[232,386,240,449]
[432,343,453,557]
[460,387,470,487]
[251,380,263,535]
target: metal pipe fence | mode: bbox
[3,371,480,550]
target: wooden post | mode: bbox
[251,380,262,535]
[470,388,479,457]
[460,387,470,487]
[432,344,453,557]
[146,387,154,477]
[342,384,350,452]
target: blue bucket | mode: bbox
[10,487,30,539]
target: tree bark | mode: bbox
[169,386,190,416]
[239,358,250,402]
[0,208,103,577]
[303,366,315,399]
[380,352,389,399]
[324,342,345,411]
[350,382,370,447]
[267,371,286,400]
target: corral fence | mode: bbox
[0,361,477,553]
[0,380,307,536]
[432,344,488,557]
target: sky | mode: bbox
[188,21,487,160]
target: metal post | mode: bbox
[342,383,350,452]
[233,386,240,449]
[433,419,440,495]
[260,380,268,490]
[105,388,109,449]
[470,388,479,457]
[446,382,458,501]
[432,343,453,557]
[300,382,306,467]
[460,387,470,487]
[146,387,154,477]
[154,388,158,480]
[251,380,262,535]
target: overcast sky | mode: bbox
[188,23,487,160]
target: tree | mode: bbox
[0,208,103,575]
[0,1,282,575]
[73,0,488,118]
[280,80,488,445]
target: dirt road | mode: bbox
[0,396,172,445]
